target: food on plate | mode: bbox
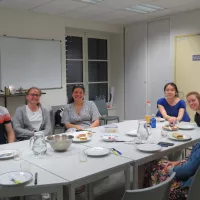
[76,134,86,139]
[163,125,178,131]
[172,132,183,139]
[87,132,93,137]
[79,136,87,141]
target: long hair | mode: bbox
[186,91,200,109]
[68,85,85,104]
[164,82,179,97]
[26,87,42,106]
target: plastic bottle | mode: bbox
[145,100,151,124]
[151,114,156,128]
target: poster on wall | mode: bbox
[192,55,200,61]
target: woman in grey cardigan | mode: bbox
[13,87,51,141]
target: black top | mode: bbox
[195,112,200,127]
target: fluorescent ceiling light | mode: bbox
[80,0,104,3]
[126,4,164,13]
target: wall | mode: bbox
[0,6,122,115]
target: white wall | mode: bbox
[0,7,123,115]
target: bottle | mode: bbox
[145,100,151,124]
[151,114,156,128]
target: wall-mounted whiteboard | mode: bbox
[0,37,62,90]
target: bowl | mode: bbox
[46,134,74,152]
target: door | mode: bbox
[175,35,200,120]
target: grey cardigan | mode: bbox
[13,105,51,140]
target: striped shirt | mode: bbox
[0,106,11,144]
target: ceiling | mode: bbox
[1,0,200,25]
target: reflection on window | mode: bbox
[89,83,108,101]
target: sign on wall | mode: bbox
[192,55,200,61]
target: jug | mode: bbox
[30,131,47,157]
[137,120,151,143]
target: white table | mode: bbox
[82,120,200,188]
[0,159,67,200]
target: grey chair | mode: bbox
[121,172,176,200]
[93,99,119,125]
[51,105,66,134]
[187,166,200,200]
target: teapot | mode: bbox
[29,131,47,157]
[137,120,151,143]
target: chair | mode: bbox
[121,172,176,200]
[51,105,66,134]
[93,99,119,125]
[187,166,200,200]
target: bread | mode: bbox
[172,132,183,139]
[79,137,87,141]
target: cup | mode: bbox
[78,151,87,162]
[14,150,22,161]
[20,160,31,173]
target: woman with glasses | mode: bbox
[13,87,51,141]
[62,85,100,131]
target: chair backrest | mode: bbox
[93,99,108,116]
[121,172,176,200]
[187,166,200,200]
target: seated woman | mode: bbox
[143,142,200,200]
[156,82,190,123]
[62,85,100,130]
[0,106,15,144]
[186,91,200,126]
[13,87,51,140]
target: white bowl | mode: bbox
[46,135,73,151]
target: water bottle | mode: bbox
[151,114,156,128]
[145,100,151,124]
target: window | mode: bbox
[65,35,109,102]
[65,36,83,101]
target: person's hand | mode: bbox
[168,117,177,125]
[74,125,82,130]
[166,161,180,168]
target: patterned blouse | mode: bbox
[62,101,101,129]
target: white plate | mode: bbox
[178,123,195,130]
[137,144,161,153]
[0,150,15,160]
[156,117,165,122]
[84,147,110,157]
[102,135,118,142]
[168,133,191,141]
[126,130,137,136]
[0,171,33,186]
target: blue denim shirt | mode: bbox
[170,142,200,188]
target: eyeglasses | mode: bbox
[29,93,40,97]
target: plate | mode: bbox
[0,171,33,186]
[178,123,195,130]
[0,150,15,160]
[168,133,191,141]
[84,147,110,157]
[126,130,137,136]
[68,131,92,143]
[163,125,179,131]
[102,135,118,142]
[156,117,165,122]
[137,144,161,153]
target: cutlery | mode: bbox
[110,149,119,156]
[0,153,12,158]
[34,173,38,185]
[112,148,122,155]
[10,175,21,184]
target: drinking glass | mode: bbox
[20,160,31,173]
[161,130,168,140]
[14,150,22,161]
[78,151,87,162]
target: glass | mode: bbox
[20,160,30,173]
[89,83,108,101]
[65,36,83,59]
[88,61,108,82]
[29,132,47,158]
[66,60,83,83]
[161,130,168,139]
[14,150,22,161]
[88,38,107,60]
[78,151,87,162]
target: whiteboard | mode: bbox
[0,37,62,90]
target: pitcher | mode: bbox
[137,120,151,143]
[29,131,47,157]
